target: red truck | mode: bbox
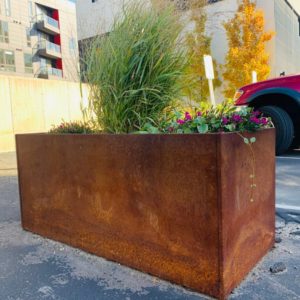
[234,74,300,154]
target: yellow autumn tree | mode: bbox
[222,0,274,98]
[184,0,221,103]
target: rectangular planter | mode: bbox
[16,129,275,300]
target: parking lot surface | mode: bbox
[0,151,299,300]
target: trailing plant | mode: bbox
[139,100,272,134]
[85,1,188,133]
[223,0,274,98]
[49,121,96,134]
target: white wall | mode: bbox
[273,0,300,76]
[76,0,127,40]
[287,0,300,14]
[205,0,238,65]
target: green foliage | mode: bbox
[85,1,188,133]
[140,100,272,133]
[49,121,96,134]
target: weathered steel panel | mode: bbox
[218,130,275,297]
[16,129,275,300]
[16,134,220,297]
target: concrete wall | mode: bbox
[0,75,87,152]
[76,0,126,40]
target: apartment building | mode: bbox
[0,0,79,81]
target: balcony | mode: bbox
[36,67,63,79]
[36,14,60,35]
[36,41,62,59]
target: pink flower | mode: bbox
[184,112,192,121]
[197,111,202,117]
[177,119,185,125]
[222,117,229,125]
[232,114,243,123]
[250,116,260,124]
[261,117,268,125]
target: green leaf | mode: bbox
[174,111,182,119]
[193,117,201,124]
[132,131,149,134]
[225,124,234,132]
[197,124,209,133]
[184,128,192,134]
[148,126,160,134]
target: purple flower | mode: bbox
[232,114,243,123]
[222,117,229,125]
[261,117,268,125]
[197,111,202,117]
[184,112,192,121]
[250,116,260,124]
[177,119,185,125]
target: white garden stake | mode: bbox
[252,71,258,83]
[203,55,216,106]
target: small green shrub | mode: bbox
[49,121,95,134]
[85,1,188,133]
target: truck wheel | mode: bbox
[259,106,294,155]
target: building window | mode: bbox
[69,37,77,54]
[0,21,9,43]
[24,53,33,73]
[26,28,31,47]
[0,49,15,72]
[4,0,11,16]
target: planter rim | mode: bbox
[15,128,274,137]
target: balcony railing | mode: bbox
[37,66,63,78]
[35,14,60,35]
[0,65,16,72]
[45,40,60,53]
[36,40,62,59]
[44,15,59,29]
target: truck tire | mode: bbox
[259,106,294,155]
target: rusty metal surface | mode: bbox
[218,129,275,298]
[16,129,275,300]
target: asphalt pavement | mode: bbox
[0,151,299,300]
[276,149,300,211]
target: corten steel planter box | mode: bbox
[16,129,275,300]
